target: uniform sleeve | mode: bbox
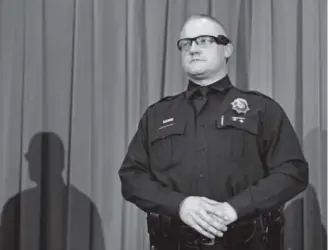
[118,109,187,217]
[227,99,309,218]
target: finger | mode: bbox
[209,213,229,226]
[193,216,223,238]
[191,222,216,239]
[197,208,215,223]
[208,217,228,232]
[200,200,229,221]
[198,210,228,232]
[200,197,219,205]
[203,203,230,221]
[192,212,224,237]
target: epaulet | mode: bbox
[235,87,273,100]
[149,92,183,108]
[157,95,175,103]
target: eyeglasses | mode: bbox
[177,35,231,51]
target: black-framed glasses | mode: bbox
[177,35,231,51]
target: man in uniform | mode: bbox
[118,14,308,250]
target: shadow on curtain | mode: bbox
[0,132,105,250]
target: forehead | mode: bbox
[180,18,226,39]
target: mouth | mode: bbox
[190,59,204,63]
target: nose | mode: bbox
[189,40,201,53]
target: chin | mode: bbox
[187,66,206,75]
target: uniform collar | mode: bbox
[186,75,233,99]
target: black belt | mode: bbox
[177,216,259,247]
[147,209,284,249]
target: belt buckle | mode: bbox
[201,237,215,246]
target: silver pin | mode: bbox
[221,115,224,126]
[232,116,245,123]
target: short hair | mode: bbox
[186,14,226,31]
[182,14,230,43]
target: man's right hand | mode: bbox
[178,196,229,239]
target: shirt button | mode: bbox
[200,173,205,178]
[200,147,206,152]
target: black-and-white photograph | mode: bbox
[0,0,326,250]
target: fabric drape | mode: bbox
[0,0,326,249]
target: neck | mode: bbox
[189,69,227,86]
[39,176,66,188]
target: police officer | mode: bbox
[118,14,308,250]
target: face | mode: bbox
[179,18,228,79]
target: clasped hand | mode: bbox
[179,196,237,239]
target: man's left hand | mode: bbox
[200,197,238,225]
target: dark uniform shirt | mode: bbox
[118,75,308,220]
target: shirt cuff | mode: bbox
[167,193,188,218]
[226,195,253,219]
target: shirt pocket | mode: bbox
[149,121,186,171]
[214,115,259,161]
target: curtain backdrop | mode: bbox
[0,0,326,250]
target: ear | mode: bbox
[224,43,234,59]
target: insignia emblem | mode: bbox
[231,98,250,114]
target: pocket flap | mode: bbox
[216,115,259,135]
[150,120,186,143]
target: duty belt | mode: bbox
[147,208,284,249]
